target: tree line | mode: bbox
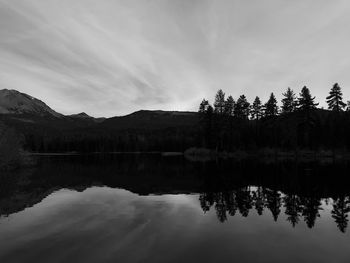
[197,83,350,151]
[199,83,348,121]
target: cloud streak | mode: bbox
[1,0,350,116]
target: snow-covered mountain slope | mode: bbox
[0,89,62,117]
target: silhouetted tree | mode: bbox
[281,88,297,114]
[224,96,235,116]
[264,93,279,117]
[199,99,210,114]
[297,86,319,111]
[251,96,263,120]
[234,95,250,120]
[326,83,346,112]
[214,89,226,114]
[198,99,214,148]
[205,105,214,148]
[332,196,350,233]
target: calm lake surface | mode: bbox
[0,154,350,263]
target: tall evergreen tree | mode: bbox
[264,93,278,117]
[326,83,346,112]
[251,96,262,120]
[224,96,235,116]
[297,86,319,111]
[281,87,297,114]
[214,89,226,114]
[234,95,250,120]
[199,99,209,113]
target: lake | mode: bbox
[0,154,350,263]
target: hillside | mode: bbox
[0,89,200,152]
[0,89,62,117]
[101,110,198,131]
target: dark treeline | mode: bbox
[23,127,198,153]
[198,83,350,151]
[9,83,350,153]
[200,187,350,233]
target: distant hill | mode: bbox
[68,112,106,123]
[101,110,198,131]
[0,89,199,152]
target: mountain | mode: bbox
[68,112,106,123]
[0,89,62,117]
[69,112,93,119]
[0,89,199,152]
[101,110,198,130]
[0,90,109,136]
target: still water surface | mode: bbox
[0,154,349,263]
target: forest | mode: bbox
[196,83,350,152]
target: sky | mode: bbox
[1,0,350,117]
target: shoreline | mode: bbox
[184,147,350,161]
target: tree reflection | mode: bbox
[332,196,350,233]
[284,194,302,227]
[253,187,265,216]
[199,187,350,233]
[266,189,282,221]
[301,197,322,228]
[237,186,252,217]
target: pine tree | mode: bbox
[264,93,278,117]
[224,96,235,116]
[214,89,225,114]
[234,95,250,119]
[251,96,262,120]
[326,83,346,112]
[199,99,209,113]
[297,86,319,111]
[281,87,297,114]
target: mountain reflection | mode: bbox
[200,188,350,232]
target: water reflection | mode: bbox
[0,154,350,263]
[199,188,350,232]
[0,154,350,233]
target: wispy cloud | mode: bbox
[1,0,350,116]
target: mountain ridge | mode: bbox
[0,89,195,120]
[0,89,62,117]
